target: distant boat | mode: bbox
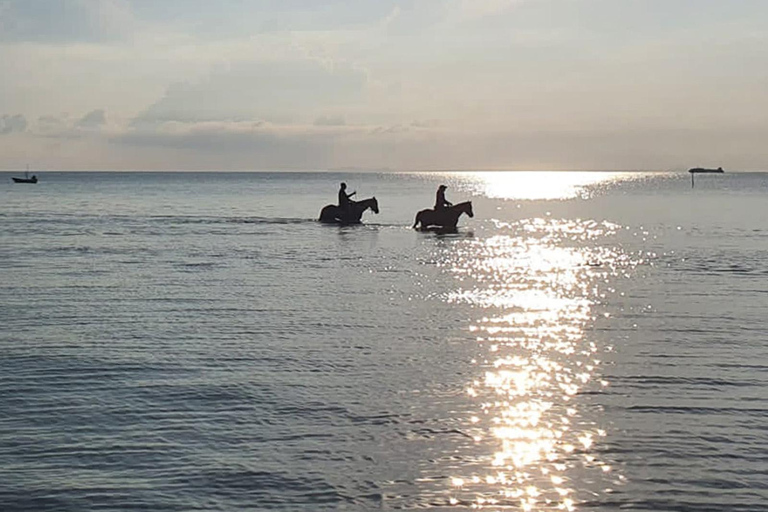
[688,167,724,174]
[12,175,38,183]
[11,167,38,183]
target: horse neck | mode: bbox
[357,197,374,209]
[452,201,469,212]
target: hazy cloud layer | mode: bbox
[1,0,767,170]
[133,59,367,125]
[77,109,107,128]
[0,0,134,43]
[0,114,27,134]
[314,115,346,127]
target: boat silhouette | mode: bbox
[688,167,724,173]
[12,166,38,183]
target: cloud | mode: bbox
[133,59,368,125]
[76,109,107,128]
[132,119,392,147]
[111,116,443,169]
[36,114,73,137]
[449,0,527,22]
[314,115,346,126]
[114,120,338,169]
[2,0,768,171]
[0,113,26,134]
[4,108,768,171]
[128,1,402,38]
[0,0,134,43]
[30,110,113,139]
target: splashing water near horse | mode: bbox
[412,201,473,231]
[319,197,380,224]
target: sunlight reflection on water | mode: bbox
[439,216,639,510]
[453,171,641,200]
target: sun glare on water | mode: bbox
[456,171,638,201]
[436,210,638,509]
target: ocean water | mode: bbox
[1,171,767,511]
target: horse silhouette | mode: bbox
[412,201,473,231]
[319,197,379,224]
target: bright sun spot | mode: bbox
[461,171,637,200]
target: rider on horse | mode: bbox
[338,182,356,218]
[434,184,452,212]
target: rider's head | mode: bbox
[439,184,447,190]
[341,182,347,189]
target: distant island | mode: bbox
[688,167,724,173]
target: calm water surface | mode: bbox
[1,171,767,511]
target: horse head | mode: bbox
[453,201,473,218]
[370,196,379,214]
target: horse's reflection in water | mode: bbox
[412,201,473,231]
[318,197,379,225]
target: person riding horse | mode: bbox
[434,184,452,212]
[338,182,356,217]
[320,184,378,224]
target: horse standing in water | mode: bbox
[412,201,473,231]
[319,197,379,224]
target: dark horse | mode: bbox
[412,201,473,231]
[319,197,379,224]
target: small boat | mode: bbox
[688,167,724,174]
[12,175,38,183]
[11,167,38,183]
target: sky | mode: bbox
[1,0,767,171]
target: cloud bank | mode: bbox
[0,114,27,134]
[1,0,767,170]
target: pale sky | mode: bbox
[1,0,767,171]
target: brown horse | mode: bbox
[412,201,473,230]
[319,197,379,224]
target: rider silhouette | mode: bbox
[338,182,356,217]
[434,184,452,211]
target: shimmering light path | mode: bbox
[449,171,643,201]
[441,218,639,509]
[420,170,645,510]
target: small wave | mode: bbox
[176,262,219,271]
[150,215,314,226]
[615,375,760,388]
[626,405,768,416]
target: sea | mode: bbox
[1,170,767,512]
